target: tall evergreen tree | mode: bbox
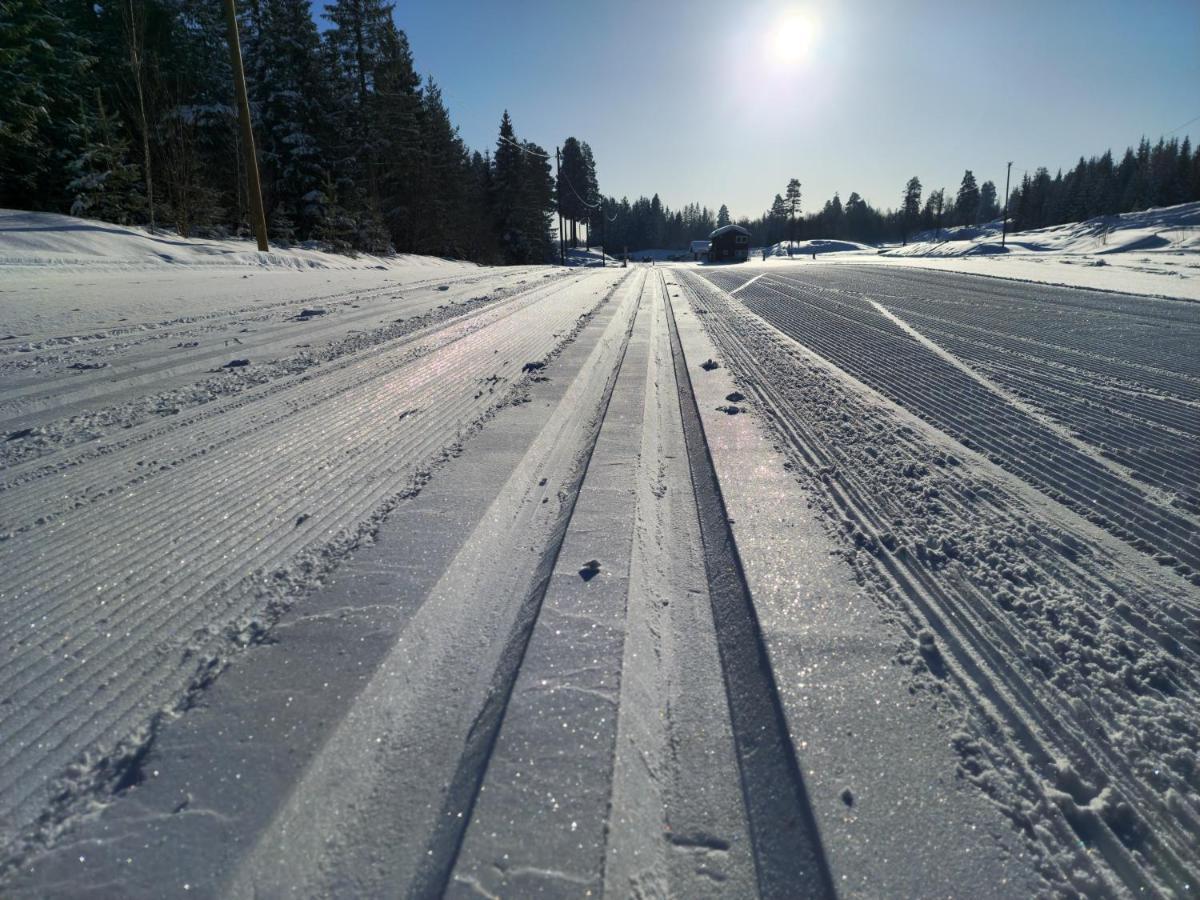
[901,176,922,243]
[717,203,731,227]
[0,0,97,210]
[251,0,330,239]
[979,180,998,221]
[785,177,801,244]
[954,170,980,226]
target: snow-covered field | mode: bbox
[748,204,1200,300]
[2,212,1199,897]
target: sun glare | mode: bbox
[770,11,818,66]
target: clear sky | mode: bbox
[321,0,1200,220]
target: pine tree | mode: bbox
[323,0,397,208]
[954,170,979,226]
[251,0,330,240]
[901,176,922,243]
[0,0,97,210]
[717,203,731,227]
[372,21,423,248]
[68,89,145,223]
[785,178,801,244]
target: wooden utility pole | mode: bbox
[555,147,566,266]
[1001,160,1013,248]
[222,0,269,252]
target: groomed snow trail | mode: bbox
[5,257,1192,898]
[0,265,622,855]
[684,265,1200,897]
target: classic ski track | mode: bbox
[0,267,561,463]
[732,275,1200,576]
[798,266,1200,383]
[662,271,835,899]
[0,267,627,842]
[680,269,1200,897]
[443,270,656,897]
[875,319,1200,510]
[601,273,756,899]
[227,269,646,899]
[0,271,601,522]
[0,266,533,359]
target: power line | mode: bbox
[559,165,601,210]
[496,133,551,159]
[1166,113,1200,136]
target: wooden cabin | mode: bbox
[707,224,750,262]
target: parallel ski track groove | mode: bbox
[415,271,647,899]
[663,272,836,900]
[0,272,597,521]
[0,269,622,833]
[682,270,1199,897]
[737,276,1200,574]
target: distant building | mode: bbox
[707,224,750,262]
[690,240,710,261]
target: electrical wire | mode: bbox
[496,133,551,159]
[1166,113,1200,136]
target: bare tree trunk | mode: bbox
[123,0,155,231]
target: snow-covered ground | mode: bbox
[740,204,1200,300]
[0,208,461,272]
[2,210,1199,897]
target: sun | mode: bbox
[769,11,819,66]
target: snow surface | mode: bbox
[709,203,1200,301]
[0,208,461,272]
[2,211,1199,897]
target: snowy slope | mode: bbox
[0,208,459,271]
[869,202,1200,299]
[891,201,1200,258]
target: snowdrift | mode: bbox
[0,208,471,271]
[765,238,876,257]
[884,201,1200,258]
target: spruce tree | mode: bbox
[717,203,731,227]
[0,0,97,210]
[901,176,922,243]
[979,180,998,222]
[251,0,330,239]
[67,89,145,224]
[954,170,980,226]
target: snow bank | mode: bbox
[754,204,1200,300]
[764,238,876,257]
[887,202,1200,258]
[0,208,469,271]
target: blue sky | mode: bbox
[318,0,1200,219]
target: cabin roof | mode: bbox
[709,224,750,239]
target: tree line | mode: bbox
[725,134,1199,248]
[1,0,570,263]
[3,0,1197,259]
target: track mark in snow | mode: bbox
[664,274,835,899]
[680,268,1200,897]
[223,271,645,898]
[728,273,765,295]
[0,268,627,863]
[863,296,1171,506]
